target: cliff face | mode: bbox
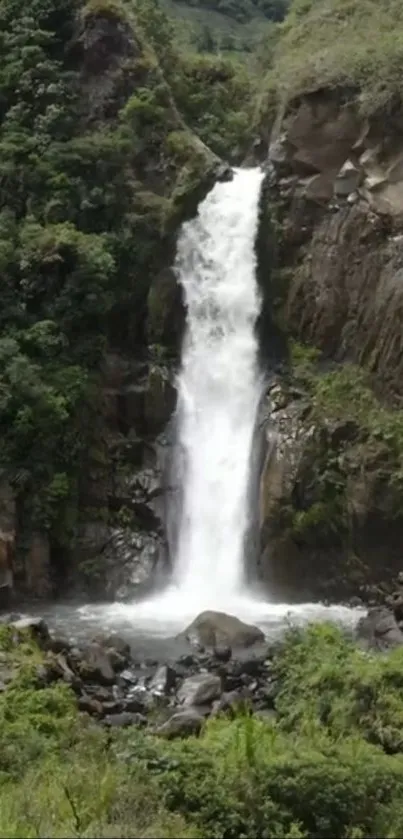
[273,91,403,398]
[257,87,403,602]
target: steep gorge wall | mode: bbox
[256,88,403,602]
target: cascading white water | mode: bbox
[172,167,264,601]
[74,167,363,636]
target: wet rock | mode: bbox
[11,616,50,647]
[78,694,104,716]
[386,590,403,622]
[92,633,131,660]
[154,709,203,739]
[123,688,148,713]
[213,645,232,662]
[177,653,198,668]
[106,649,127,672]
[46,653,82,690]
[85,684,111,701]
[180,611,265,649]
[211,689,247,717]
[356,607,403,650]
[48,635,70,655]
[100,699,123,715]
[178,673,222,707]
[118,668,138,687]
[79,642,115,685]
[228,653,269,680]
[149,664,177,695]
[103,711,147,728]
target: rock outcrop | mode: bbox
[256,372,403,602]
[255,85,403,601]
[268,89,403,399]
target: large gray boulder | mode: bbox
[356,607,403,650]
[154,709,203,739]
[177,673,222,707]
[179,610,265,649]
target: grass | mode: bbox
[260,0,403,116]
[283,344,403,546]
[6,624,403,836]
[291,342,403,462]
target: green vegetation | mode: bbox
[0,0,255,569]
[164,0,288,57]
[286,344,403,547]
[258,0,403,115]
[173,0,289,26]
[291,344,403,463]
[5,625,403,836]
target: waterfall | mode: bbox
[171,167,265,604]
[75,166,365,635]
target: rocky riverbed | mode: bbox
[2,595,402,739]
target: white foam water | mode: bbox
[172,166,265,599]
[76,168,363,637]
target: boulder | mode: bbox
[103,712,147,728]
[213,644,232,662]
[154,709,203,739]
[177,673,222,707]
[386,589,403,622]
[78,642,116,685]
[11,616,50,648]
[48,635,71,655]
[180,611,265,649]
[118,668,138,687]
[211,689,247,717]
[45,653,82,689]
[78,695,104,716]
[149,664,177,695]
[356,607,403,650]
[123,688,148,713]
[92,633,131,659]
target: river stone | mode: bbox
[11,616,50,647]
[211,689,246,717]
[149,664,177,695]
[92,633,131,660]
[177,673,222,706]
[180,611,265,649]
[78,642,115,685]
[213,644,232,662]
[103,711,147,728]
[154,709,203,739]
[356,607,403,650]
[78,694,104,716]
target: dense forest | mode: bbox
[0,0,256,596]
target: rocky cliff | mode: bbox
[257,80,403,602]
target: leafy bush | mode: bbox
[6,626,403,836]
[288,345,403,546]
